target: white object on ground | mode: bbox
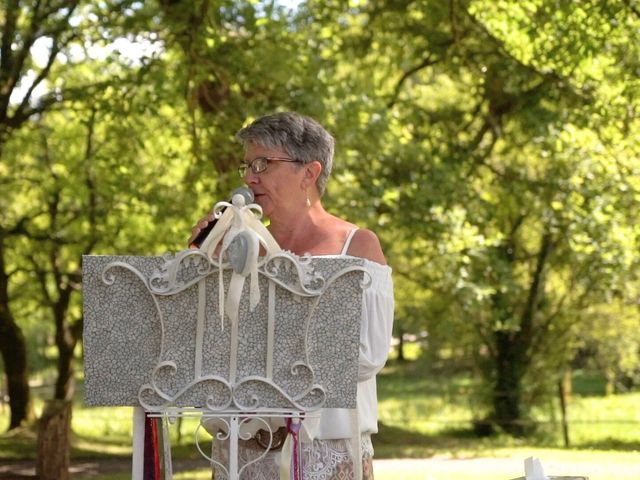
[525,457,550,480]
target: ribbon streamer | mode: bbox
[280,417,302,480]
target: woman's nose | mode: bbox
[244,168,259,183]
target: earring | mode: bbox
[306,191,311,207]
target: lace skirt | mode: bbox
[211,434,375,480]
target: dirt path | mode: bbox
[373,457,640,480]
[2,456,639,479]
[0,458,205,479]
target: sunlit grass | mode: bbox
[376,357,640,454]
[75,475,129,480]
[173,471,211,479]
[74,468,213,480]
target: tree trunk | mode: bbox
[558,371,571,447]
[36,400,72,480]
[489,231,553,437]
[54,339,76,401]
[397,329,406,362]
[493,330,525,436]
[0,312,31,430]
[53,298,77,401]
[0,239,31,430]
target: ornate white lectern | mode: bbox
[83,195,368,479]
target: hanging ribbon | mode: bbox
[279,417,302,480]
[350,409,363,480]
[143,413,160,480]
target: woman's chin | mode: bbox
[255,197,272,215]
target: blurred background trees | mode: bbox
[1,0,638,439]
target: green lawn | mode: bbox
[376,359,640,453]
[371,356,640,480]
[1,359,639,480]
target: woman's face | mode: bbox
[242,143,304,217]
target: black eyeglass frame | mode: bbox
[238,156,302,177]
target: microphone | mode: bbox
[190,186,255,247]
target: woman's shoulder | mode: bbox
[319,213,386,265]
[345,228,387,266]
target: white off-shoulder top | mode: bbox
[312,256,394,439]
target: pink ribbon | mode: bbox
[286,417,302,480]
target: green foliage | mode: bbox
[304,0,640,427]
[0,0,638,438]
[377,360,640,452]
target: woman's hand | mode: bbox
[187,212,217,248]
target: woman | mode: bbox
[189,112,394,480]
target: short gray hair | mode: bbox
[236,112,335,196]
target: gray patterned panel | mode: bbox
[82,253,365,410]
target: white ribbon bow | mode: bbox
[199,197,281,330]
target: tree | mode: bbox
[0,0,167,427]
[300,0,640,434]
[0,0,83,430]
[155,0,336,199]
[0,229,31,429]
[2,0,638,442]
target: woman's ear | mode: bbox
[302,161,322,189]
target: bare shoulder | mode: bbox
[346,228,387,265]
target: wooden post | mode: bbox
[36,399,72,480]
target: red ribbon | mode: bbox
[286,417,302,480]
[144,413,160,480]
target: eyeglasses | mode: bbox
[238,156,301,177]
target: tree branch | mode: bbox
[10,3,80,125]
[623,0,640,18]
[387,53,440,108]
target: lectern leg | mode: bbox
[132,407,145,480]
[161,415,174,479]
[229,416,240,480]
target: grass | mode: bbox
[376,353,640,451]
[371,354,640,479]
[1,357,639,479]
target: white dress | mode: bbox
[212,230,395,479]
